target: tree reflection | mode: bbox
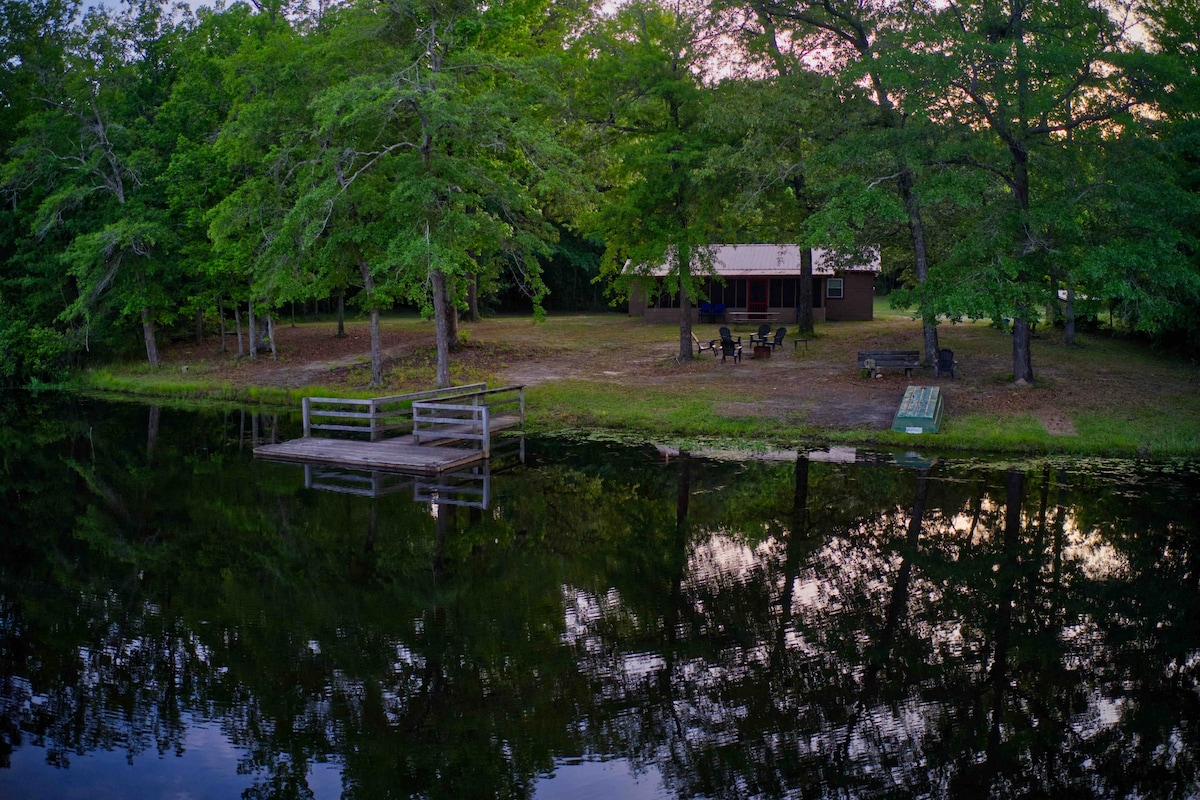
[1,395,1198,798]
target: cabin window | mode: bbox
[826,278,844,299]
[719,279,745,308]
[769,279,798,308]
[700,278,722,305]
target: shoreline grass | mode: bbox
[66,308,1200,459]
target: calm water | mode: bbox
[1,393,1198,799]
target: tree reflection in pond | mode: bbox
[0,394,1198,799]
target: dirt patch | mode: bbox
[1037,409,1078,436]
[150,314,1200,434]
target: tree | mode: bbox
[749,0,947,363]
[903,0,1152,382]
[158,3,277,356]
[0,0,80,380]
[580,0,733,363]
[279,0,585,388]
[1134,0,1200,348]
[206,10,316,364]
[3,0,186,371]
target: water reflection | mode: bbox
[0,393,1198,799]
[293,435,524,507]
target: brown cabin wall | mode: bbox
[631,273,871,323]
[628,283,648,316]
[823,272,875,321]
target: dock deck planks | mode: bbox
[257,385,526,475]
[254,435,485,475]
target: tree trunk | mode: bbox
[257,313,270,353]
[369,307,383,387]
[248,301,257,360]
[466,274,480,322]
[234,304,244,357]
[797,248,814,334]
[266,311,277,360]
[141,307,159,368]
[219,299,228,353]
[1064,286,1076,345]
[440,275,460,352]
[900,170,940,364]
[194,308,204,346]
[431,268,452,388]
[1012,313,1034,383]
[677,245,694,362]
[679,291,694,362]
[358,259,384,387]
[337,289,346,338]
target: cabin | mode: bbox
[628,244,881,324]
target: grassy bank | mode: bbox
[76,306,1200,458]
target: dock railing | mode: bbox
[411,385,525,457]
[301,383,487,441]
[303,464,414,497]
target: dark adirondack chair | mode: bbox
[767,327,787,350]
[719,336,742,363]
[749,324,772,346]
[718,326,741,346]
[934,348,957,379]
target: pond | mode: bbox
[1,394,1198,799]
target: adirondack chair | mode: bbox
[719,336,742,363]
[749,324,772,347]
[718,326,741,346]
[767,327,787,350]
[691,333,717,356]
[934,348,957,379]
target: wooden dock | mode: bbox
[253,384,525,475]
[255,434,487,475]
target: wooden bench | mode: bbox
[857,350,920,378]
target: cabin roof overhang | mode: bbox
[637,244,881,278]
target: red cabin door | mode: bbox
[748,278,769,313]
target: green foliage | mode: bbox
[1,0,1199,387]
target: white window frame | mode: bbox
[826,277,844,299]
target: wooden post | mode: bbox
[369,399,380,441]
[302,397,312,438]
[481,406,491,457]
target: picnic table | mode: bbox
[726,310,780,326]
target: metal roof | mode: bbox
[644,244,881,277]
